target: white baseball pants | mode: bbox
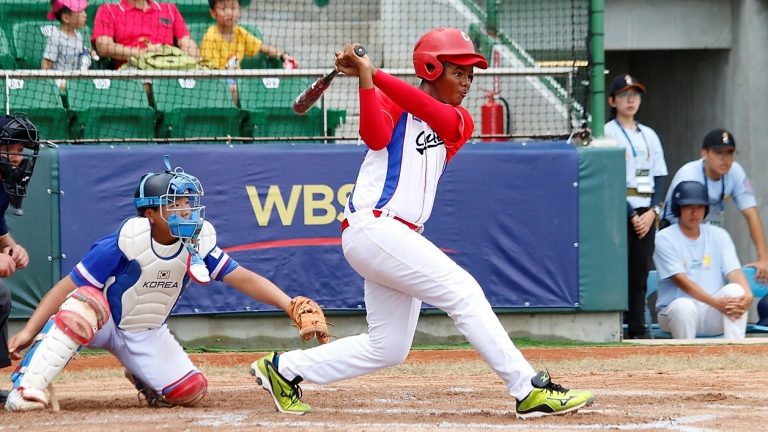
[90,319,198,393]
[279,210,536,400]
[657,283,748,339]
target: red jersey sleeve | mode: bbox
[359,87,402,151]
[92,4,116,43]
[371,70,474,155]
[168,4,190,40]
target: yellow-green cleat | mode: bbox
[250,352,311,415]
[515,371,594,419]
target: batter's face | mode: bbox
[701,147,735,179]
[211,0,240,28]
[678,205,706,232]
[609,89,642,118]
[433,63,474,105]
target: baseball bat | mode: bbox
[292,45,366,115]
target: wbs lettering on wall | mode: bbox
[58,143,578,313]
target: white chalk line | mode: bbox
[186,413,719,431]
[10,408,720,431]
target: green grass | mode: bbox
[75,337,623,356]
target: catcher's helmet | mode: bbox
[412,27,488,82]
[134,156,205,241]
[0,114,41,215]
[671,181,709,218]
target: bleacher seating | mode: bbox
[12,21,93,70]
[153,78,241,138]
[67,79,155,139]
[167,0,212,27]
[0,27,14,69]
[186,21,210,47]
[0,0,49,43]
[0,0,345,142]
[188,22,281,70]
[239,24,282,70]
[0,78,69,140]
[238,77,345,139]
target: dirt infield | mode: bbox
[2,343,767,431]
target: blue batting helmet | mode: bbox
[671,181,709,219]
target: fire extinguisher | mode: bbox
[482,92,504,142]
[481,46,507,142]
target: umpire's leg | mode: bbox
[627,211,655,338]
[0,280,11,370]
[0,280,11,403]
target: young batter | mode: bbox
[5,158,326,411]
[252,27,594,419]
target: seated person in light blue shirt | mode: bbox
[661,129,768,283]
[654,181,753,339]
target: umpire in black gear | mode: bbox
[0,280,9,403]
[0,114,41,404]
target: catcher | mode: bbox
[4,158,328,411]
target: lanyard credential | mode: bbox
[702,161,725,212]
[615,119,650,161]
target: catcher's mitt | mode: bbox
[288,296,330,344]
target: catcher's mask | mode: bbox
[0,114,41,214]
[134,156,205,242]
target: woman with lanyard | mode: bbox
[604,74,668,339]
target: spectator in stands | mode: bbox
[43,0,95,71]
[201,0,298,105]
[0,115,38,405]
[604,74,668,339]
[201,0,298,70]
[654,181,753,339]
[661,129,768,284]
[92,0,201,69]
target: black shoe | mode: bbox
[0,389,8,404]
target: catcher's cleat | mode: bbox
[4,388,46,412]
[124,369,173,408]
[515,371,594,419]
[250,352,311,415]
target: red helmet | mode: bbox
[413,27,488,81]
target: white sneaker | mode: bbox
[4,388,47,411]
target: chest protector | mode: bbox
[105,217,216,332]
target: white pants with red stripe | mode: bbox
[278,210,536,400]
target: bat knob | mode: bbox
[354,45,366,57]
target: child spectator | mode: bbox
[201,0,298,71]
[43,0,94,71]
